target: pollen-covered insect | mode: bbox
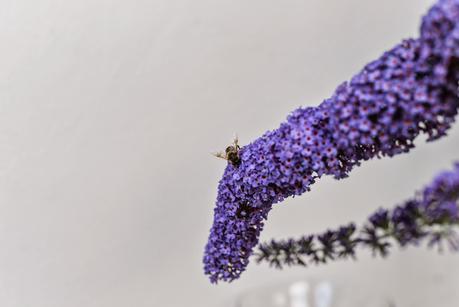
[213,135,241,166]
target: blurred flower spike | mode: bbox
[255,163,459,269]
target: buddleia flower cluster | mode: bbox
[204,0,459,283]
[255,163,459,269]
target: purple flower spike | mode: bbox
[256,163,459,268]
[204,0,459,283]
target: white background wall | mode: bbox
[1,0,458,306]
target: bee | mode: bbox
[213,135,241,166]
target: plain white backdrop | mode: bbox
[1,0,458,306]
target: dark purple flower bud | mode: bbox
[369,209,390,230]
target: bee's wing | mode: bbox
[212,151,226,159]
[233,133,239,147]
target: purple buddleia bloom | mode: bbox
[255,163,459,268]
[204,0,459,283]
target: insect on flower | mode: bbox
[213,135,241,166]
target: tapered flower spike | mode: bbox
[204,0,459,283]
[255,163,459,269]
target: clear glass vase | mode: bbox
[236,279,395,307]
